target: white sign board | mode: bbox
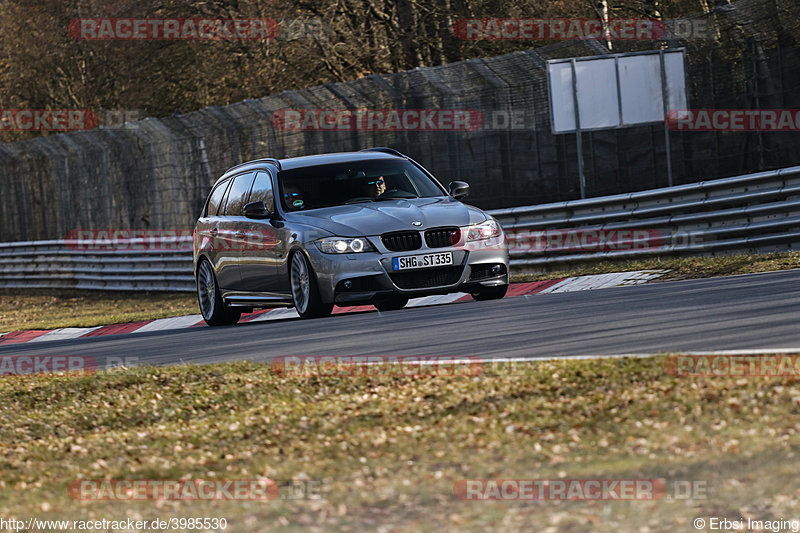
[548,49,687,134]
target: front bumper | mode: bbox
[306,237,509,306]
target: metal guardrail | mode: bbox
[0,238,195,292]
[1,166,799,291]
[488,165,800,270]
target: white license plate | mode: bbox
[392,252,453,271]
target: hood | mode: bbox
[285,197,489,236]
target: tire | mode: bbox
[471,284,508,301]
[375,296,409,312]
[196,259,241,326]
[290,252,333,319]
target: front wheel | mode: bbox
[290,252,333,319]
[471,284,508,301]
[197,259,241,326]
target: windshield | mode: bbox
[277,159,446,211]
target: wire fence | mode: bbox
[0,0,798,242]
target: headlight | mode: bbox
[315,237,375,254]
[465,218,502,242]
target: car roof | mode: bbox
[279,151,405,170]
[215,151,406,186]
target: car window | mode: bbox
[222,172,255,216]
[278,159,445,211]
[248,171,275,212]
[204,178,231,217]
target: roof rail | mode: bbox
[224,158,282,174]
[359,147,407,158]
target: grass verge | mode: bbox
[1,356,798,531]
[511,251,800,283]
[0,289,197,333]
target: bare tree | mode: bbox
[0,0,731,140]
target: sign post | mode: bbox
[659,49,674,187]
[570,58,586,199]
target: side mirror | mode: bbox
[448,181,470,200]
[244,201,270,219]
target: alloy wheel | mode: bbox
[197,261,216,319]
[290,253,310,313]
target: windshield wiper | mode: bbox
[344,198,374,204]
[373,194,419,201]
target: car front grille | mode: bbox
[382,231,421,252]
[389,266,462,289]
[425,227,460,248]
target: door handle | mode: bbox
[234,231,246,239]
[209,228,218,236]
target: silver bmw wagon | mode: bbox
[193,148,509,325]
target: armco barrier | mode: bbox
[488,165,800,270]
[0,237,195,292]
[1,166,799,291]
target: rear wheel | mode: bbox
[197,259,241,326]
[375,296,409,312]
[471,284,508,301]
[290,252,333,319]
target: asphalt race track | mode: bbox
[2,270,799,368]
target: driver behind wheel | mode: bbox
[360,175,386,198]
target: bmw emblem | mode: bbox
[412,221,422,227]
